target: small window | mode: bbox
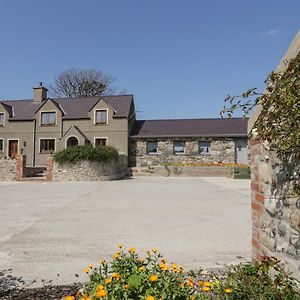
[199,141,211,154]
[95,110,108,125]
[95,138,107,146]
[147,141,158,154]
[0,113,4,126]
[41,112,56,126]
[40,139,55,153]
[0,139,3,152]
[173,141,185,155]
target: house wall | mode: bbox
[130,137,241,167]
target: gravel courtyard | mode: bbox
[0,177,251,287]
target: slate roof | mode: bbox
[131,118,248,138]
[0,95,133,120]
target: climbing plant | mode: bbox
[221,53,300,157]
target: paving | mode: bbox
[0,177,251,287]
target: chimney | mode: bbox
[33,82,48,102]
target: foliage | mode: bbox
[221,53,300,156]
[64,248,300,300]
[50,68,115,98]
[53,145,118,165]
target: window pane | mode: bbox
[0,140,3,151]
[95,110,107,124]
[40,139,55,152]
[41,112,56,125]
[199,141,211,154]
[0,113,4,126]
[95,138,106,146]
[147,142,158,154]
[174,142,185,154]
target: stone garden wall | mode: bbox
[49,156,127,181]
[250,136,300,280]
[0,158,17,181]
[130,138,235,167]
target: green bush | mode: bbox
[64,249,300,300]
[53,145,118,165]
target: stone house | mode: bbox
[130,118,248,167]
[0,84,248,169]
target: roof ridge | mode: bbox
[137,117,248,122]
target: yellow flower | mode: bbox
[152,247,158,253]
[96,285,104,291]
[112,273,121,280]
[96,289,108,298]
[146,296,155,300]
[125,284,129,289]
[113,252,120,259]
[139,266,145,271]
[129,247,136,254]
[186,281,193,287]
[197,281,203,286]
[118,243,123,248]
[99,259,105,264]
[202,286,211,292]
[159,264,168,271]
[105,278,112,284]
[161,258,167,263]
[83,268,90,274]
[180,283,184,288]
[225,288,233,294]
[190,296,195,300]
[88,263,94,269]
[149,274,158,282]
[64,296,74,300]
[203,281,212,287]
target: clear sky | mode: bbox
[0,0,299,120]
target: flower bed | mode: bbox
[63,246,300,300]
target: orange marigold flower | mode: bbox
[146,296,155,300]
[197,281,203,286]
[99,259,105,264]
[96,285,104,291]
[96,289,108,298]
[88,263,93,269]
[139,258,145,262]
[125,284,129,289]
[118,243,123,248]
[186,280,193,287]
[149,274,158,282]
[159,264,168,271]
[129,247,136,254]
[112,273,121,280]
[161,258,167,263]
[113,252,120,259]
[180,283,184,288]
[64,296,74,300]
[83,268,90,274]
[152,247,158,253]
[224,288,233,294]
[105,278,112,284]
[203,281,212,287]
[202,286,211,292]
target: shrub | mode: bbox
[64,249,300,300]
[53,145,118,165]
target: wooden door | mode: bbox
[9,140,18,159]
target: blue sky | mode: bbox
[0,0,299,120]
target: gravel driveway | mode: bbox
[0,177,251,287]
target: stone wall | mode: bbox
[250,136,300,280]
[0,158,17,181]
[130,138,236,167]
[51,156,127,181]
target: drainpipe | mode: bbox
[32,119,36,167]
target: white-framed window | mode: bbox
[0,113,4,126]
[95,110,108,125]
[95,138,107,146]
[0,139,3,152]
[40,139,55,153]
[199,141,211,154]
[173,141,185,155]
[41,112,56,126]
[147,141,158,154]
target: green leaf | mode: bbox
[128,274,142,289]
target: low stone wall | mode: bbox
[130,166,232,177]
[250,136,300,280]
[51,156,127,181]
[130,138,236,167]
[0,158,17,181]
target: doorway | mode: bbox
[8,140,19,159]
[235,139,248,163]
[66,136,79,148]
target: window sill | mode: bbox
[40,151,55,154]
[40,124,56,127]
[94,123,108,126]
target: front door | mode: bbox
[9,140,18,159]
[235,139,248,163]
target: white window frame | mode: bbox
[173,141,186,155]
[39,138,56,154]
[94,109,108,125]
[65,135,79,148]
[147,141,158,154]
[199,141,211,155]
[94,137,108,147]
[0,112,5,127]
[40,111,57,126]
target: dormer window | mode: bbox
[0,113,4,126]
[41,112,56,126]
[95,109,108,125]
